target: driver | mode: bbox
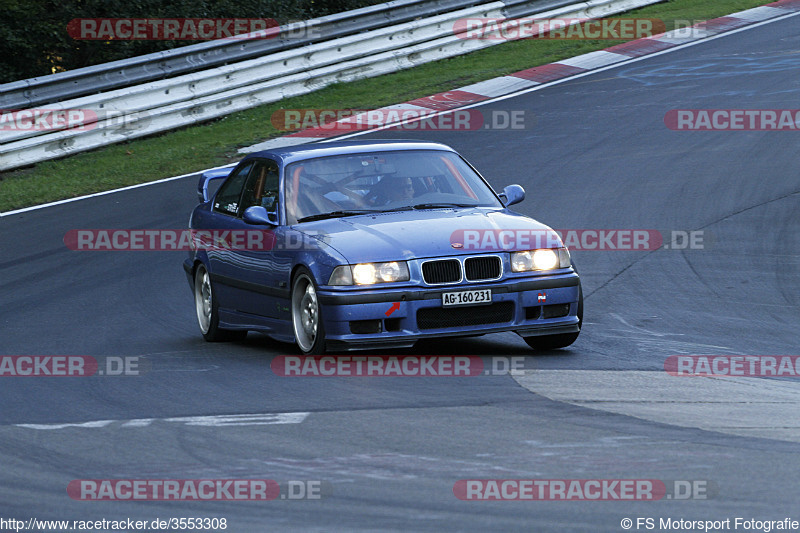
[369,177,414,206]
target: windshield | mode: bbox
[284,149,502,224]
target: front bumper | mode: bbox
[318,272,580,351]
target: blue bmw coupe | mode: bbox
[184,140,582,354]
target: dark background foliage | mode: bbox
[0,0,382,84]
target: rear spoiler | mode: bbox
[197,167,234,203]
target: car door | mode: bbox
[191,159,256,308]
[219,158,290,320]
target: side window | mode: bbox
[213,162,255,216]
[240,159,280,215]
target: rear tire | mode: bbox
[524,284,582,351]
[194,264,247,342]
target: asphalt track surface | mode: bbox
[2,13,800,532]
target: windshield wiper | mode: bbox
[410,203,477,210]
[375,206,416,212]
[376,203,475,212]
[296,210,375,223]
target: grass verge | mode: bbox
[0,0,775,212]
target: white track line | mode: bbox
[14,411,309,430]
[0,163,235,218]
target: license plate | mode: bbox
[442,289,492,307]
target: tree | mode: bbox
[0,0,381,84]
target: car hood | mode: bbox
[296,208,557,264]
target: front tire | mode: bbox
[524,285,582,351]
[194,264,246,342]
[291,268,326,355]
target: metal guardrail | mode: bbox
[0,0,489,109]
[0,0,660,171]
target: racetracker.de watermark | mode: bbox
[665,110,800,130]
[1,109,150,133]
[68,479,328,500]
[64,229,276,251]
[452,17,664,40]
[454,479,712,500]
[449,229,708,251]
[64,18,317,40]
[271,109,531,132]
[665,356,800,377]
[0,356,146,377]
[0,109,96,132]
[271,356,525,376]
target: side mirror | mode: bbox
[243,206,277,226]
[499,184,525,207]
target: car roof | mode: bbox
[244,139,457,165]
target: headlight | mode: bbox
[353,263,378,284]
[328,262,410,285]
[511,248,571,272]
